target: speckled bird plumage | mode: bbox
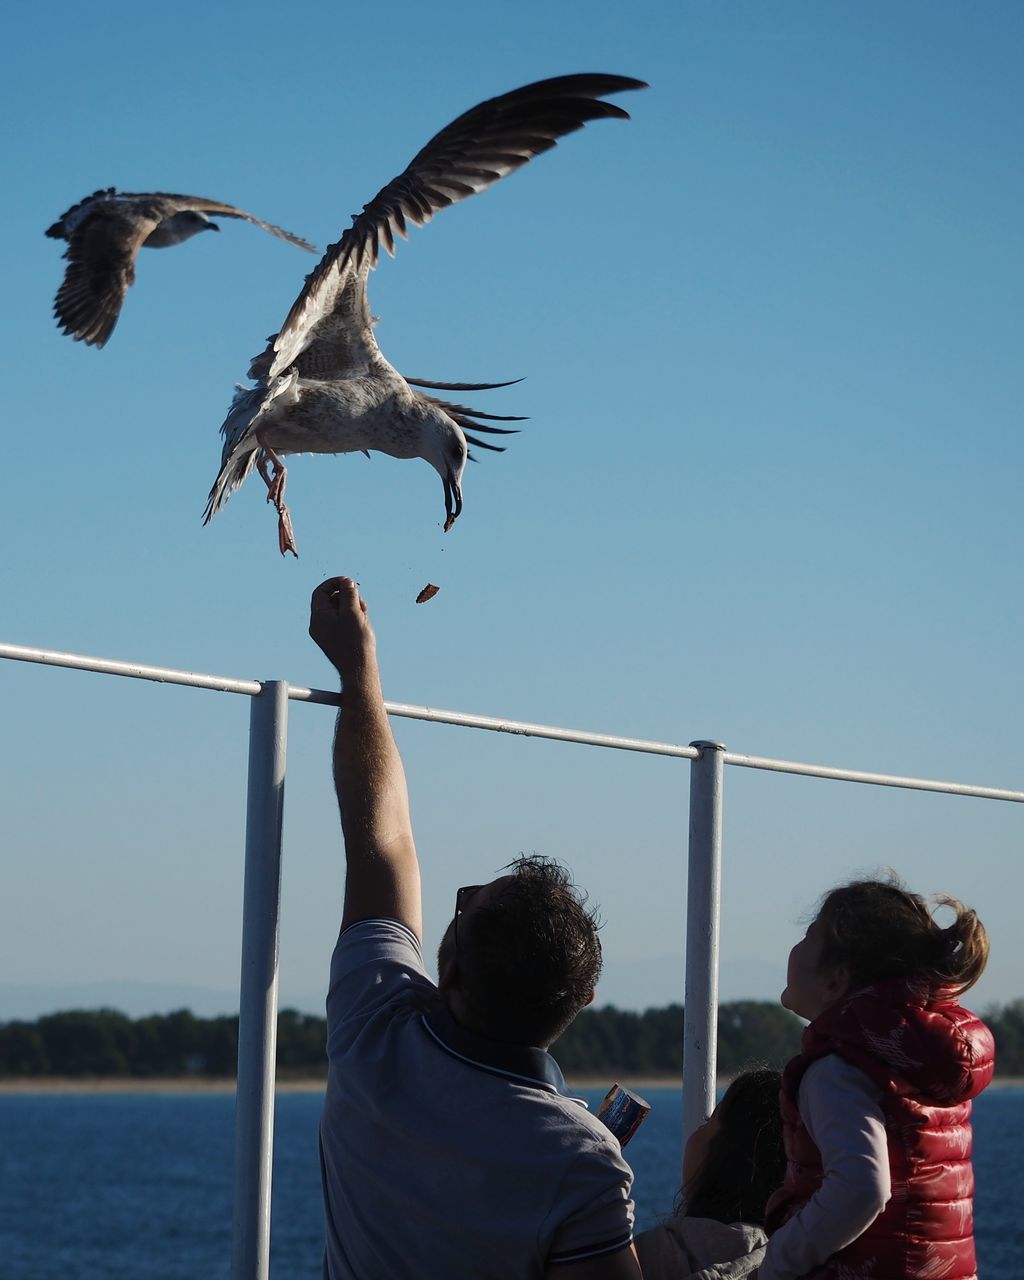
[202,73,647,556]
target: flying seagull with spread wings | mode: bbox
[46,189,317,348]
[203,73,646,556]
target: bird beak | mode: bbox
[443,473,463,532]
[207,222,221,232]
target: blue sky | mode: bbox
[2,2,1021,1023]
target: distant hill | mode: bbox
[1,999,1021,1078]
[0,981,323,1022]
[0,954,780,1021]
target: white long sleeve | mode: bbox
[757,1054,891,1280]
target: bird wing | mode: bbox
[247,262,379,383]
[52,202,161,347]
[45,188,116,239]
[257,73,647,384]
[137,193,317,253]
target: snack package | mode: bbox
[596,1083,651,1148]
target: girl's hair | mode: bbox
[815,874,989,997]
[683,1067,785,1227]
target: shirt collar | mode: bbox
[421,1005,581,1099]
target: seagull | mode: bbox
[46,189,317,348]
[203,73,646,556]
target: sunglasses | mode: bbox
[454,884,482,953]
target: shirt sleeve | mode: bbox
[324,918,438,1061]
[543,1136,635,1267]
[758,1054,890,1280]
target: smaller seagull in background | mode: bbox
[203,73,647,556]
[46,189,317,348]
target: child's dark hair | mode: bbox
[815,874,988,997]
[683,1068,784,1227]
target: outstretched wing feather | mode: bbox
[140,193,317,253]
[463,434,508,453]
[403,376,525,391]
[415,389,525,452]
[262,73,646,382]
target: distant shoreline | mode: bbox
[2,1074,1022,1095]
[0,1075,677,1095]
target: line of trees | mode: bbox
[1,999,1022,1078]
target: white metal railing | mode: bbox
[2,639,1022,1280]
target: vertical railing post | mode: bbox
[683,739,725,1160]
[232,680,289,1280]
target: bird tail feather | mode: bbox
[203,383,275,523]
[203,448,261,524]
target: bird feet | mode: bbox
[277,507,299,558]
[257,447,299,558]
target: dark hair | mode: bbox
[683,1068,784,1227]
[815,874,989,998]
[456,855,603,1046]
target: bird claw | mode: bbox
[255,447,296,555]
[277,507,299,558]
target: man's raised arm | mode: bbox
[309,576,422,940]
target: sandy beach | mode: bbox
[0,1075,322,1095]
[1,1074,1020,1094]
[0,1074,683,1094]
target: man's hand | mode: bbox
[309,576,376,683]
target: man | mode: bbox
[309,576,641,1279]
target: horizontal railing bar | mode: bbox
[3,641,1022,801]
[723,751,1024,803]
[0,642,263,696]
[291,685,702,758]
[385,703,696,757]
[0,643,699,758]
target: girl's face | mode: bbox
[781,917,850,1021]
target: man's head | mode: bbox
[437,855,602,1048]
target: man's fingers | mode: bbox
[311,576,362,610]
[311,575,356,597]
[310,576,345,605]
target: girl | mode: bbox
[635,1068,785,1279]
[759,876,994,1280]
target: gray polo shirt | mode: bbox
[319,918,634,1279]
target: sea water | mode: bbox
[0,1085,1020,1277]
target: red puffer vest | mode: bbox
[765,978,994,1279]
